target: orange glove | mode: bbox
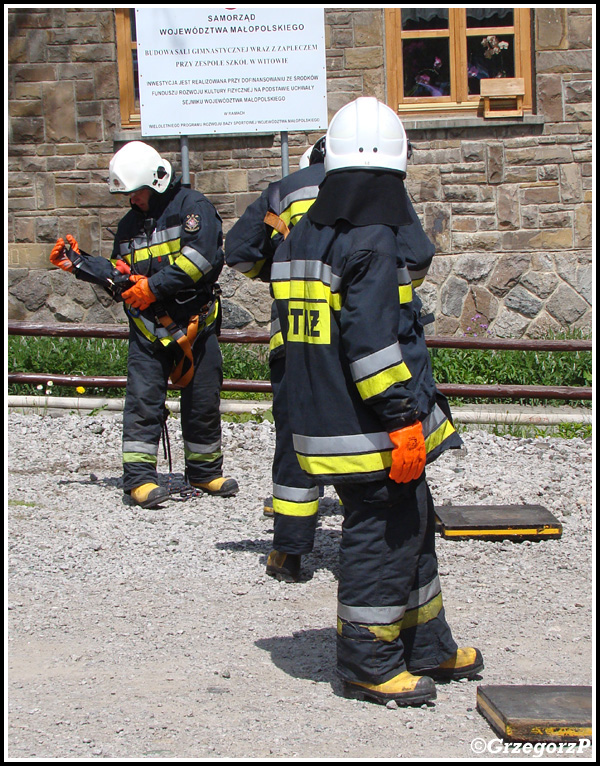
[65,234,80,254]
[122,275,157,311]
[389,421,426,484]
[50,238,74,272]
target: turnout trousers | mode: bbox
[270,355,320,555]
[122,327,224,492]
[334,473,458,685]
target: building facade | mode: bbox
[7,7,593,337]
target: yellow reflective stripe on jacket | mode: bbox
[239,258,266,279]
[130,314,173,347]
[279,198,317,228]
[271,279,342,311]
[425,417,457,454]
[175,246,214,282]
[422,404,458,453]
[269,330,284,353]
[293,403,457,479]
[399,284,413,304]
[127,297,219,347]
[129,238,182,263]
[297,450,393,477]
[355,362,412,400]
[175,254,202,281]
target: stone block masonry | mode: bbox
[7,8,592,338]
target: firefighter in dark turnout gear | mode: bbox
[272,98,483,705]
[50,141,238,507]
[225,139,326,581]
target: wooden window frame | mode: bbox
[115,8,139,129]
[385,8,533,117]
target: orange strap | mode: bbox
[157,314,199,389]
[264,211,290,239]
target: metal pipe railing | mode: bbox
[8,321,593,402]
[8,321,593,352]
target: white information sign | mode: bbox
[135,7,328,137]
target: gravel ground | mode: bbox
[6,410,594,760]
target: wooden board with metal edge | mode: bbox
[476,685,593,743]
[435,504,563,541]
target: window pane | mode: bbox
[403,38,450,98]
[466,9,513,28]
[133,48,139,108]
[401,9,448,31]
[467,34,515,95]
[129,8,137,41]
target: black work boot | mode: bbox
[266,550,301,582]
[263,496,274,517]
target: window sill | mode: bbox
[401,113,544,132]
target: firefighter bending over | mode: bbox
[50,141,238,507]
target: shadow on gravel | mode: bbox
[57,475,122,488]
[215,528,341,582]
[255,628,338,685]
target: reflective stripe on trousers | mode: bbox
[334,474,458,685]
[271,354,319,555]
[122,328,223,491]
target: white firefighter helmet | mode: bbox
[324,97,408,175]
[299,147,312,169]
[108,141,172,194]
[299,136,326,169]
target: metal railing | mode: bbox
[8,321,593,402]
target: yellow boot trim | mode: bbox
[347,671,436,706]
[130,482,170,508]
[191,477,239,496]
[353,670,426,695]
[417,647,484,680]
[131,483,161,504]
[438,647,478,670]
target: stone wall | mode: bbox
[7,8,592,337]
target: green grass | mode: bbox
[8,331,591,411]
[7,335,271,400]
[430,329,592,408]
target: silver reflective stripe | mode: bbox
[349,343,404,382]
[397,265,411,285]
[233,261,259,274]
[406,575,441,610]
[271,259,337,286]
[184,439,222,454]
[338,601,406,625]
[408,266,429,283]
[270,316,281,338]
[180,245,212,274]
[330,272,343,293]
[293,431,392,456]
[133,312,170,340]
[152,225,182,245]
[272,483,320,503]
[122,441,159,456]
[280,185,320,213]
[118,225,182,256]
[422,404,447,439]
